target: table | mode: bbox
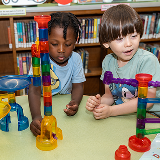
[0,94,159,160]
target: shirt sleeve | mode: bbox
[72,52,86,83]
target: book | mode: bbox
[81,18,85,44]
[14,22,19,48]
[16,22,21,48]
[91,18,94,43]
[78,19,82,44]
[149,13,156,39]
[154,13,160,38]
[7,26,12,49]
[30,21,34,45]
[146,15,152,39]
[85,19,88,44]
[88,18,92,43]
[140,14,149,39]
[22,22,26,48]
[19,53,23,75]
[156,16,160,38]
[93,18,97,43]
[26,52,29,74]
[36,22,39,40]
[29,53,32,72]
[25,23,29,48]
[33,21,37,43]
[27,23,31,47]
[84,50,89,73]
[96,18,100,43]
[17,54,20,75]
[22,53,27,75]
[19,22,23,47]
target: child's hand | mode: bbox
[64,100,78,116]
[30,116,43,136]
[85,94,101,112]
[93,104,111,119]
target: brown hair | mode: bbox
[99,4,143,45]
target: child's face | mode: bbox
[103,31,140,63]
[48,26,76,66]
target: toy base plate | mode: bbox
[128,135,151,152]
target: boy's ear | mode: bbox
[103,43,109,48]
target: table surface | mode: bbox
[0,94,159,160]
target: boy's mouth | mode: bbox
[58,57,65,61]
[123,49,133,56]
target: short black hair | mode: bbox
[99,4,143,45]
[48,12,81,43]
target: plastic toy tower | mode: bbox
[31,15,63,151]
[103,71,160,152]
[128,73,160,152]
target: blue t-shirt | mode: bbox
[29,51,86,95]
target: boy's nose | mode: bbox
[58,44,65,52]
[125,37,132,47]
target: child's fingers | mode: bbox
[88,97,100,106]
[64,108,77,116]
[66,104,78,111]
[30,120,41,136]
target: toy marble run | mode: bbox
[0,75,31,132]
[103,71,160,152]
[31,15,63,151]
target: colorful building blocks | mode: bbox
[103,71,160,152]
[31,15,63,151]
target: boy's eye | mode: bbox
[131,34,137,38]
[65,44,71,47]
[52,43,58,46]
[116,37,123,41]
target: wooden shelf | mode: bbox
[85,67,102,77]
[0,44,12,52]
[141,38,160,43]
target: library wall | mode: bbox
[0,4,160,96]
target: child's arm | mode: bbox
[28,80,42,136]
[93,87,156,119]
[64,83,83,116]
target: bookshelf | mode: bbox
[0,2,160,96]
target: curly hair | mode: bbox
[48,12,81,43]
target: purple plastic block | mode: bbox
[42,75,51,84]
[103,71,138,87]
[145,118,160,123]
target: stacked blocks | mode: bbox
[31,15,62,151]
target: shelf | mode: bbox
[85,67,102,77]
[141,38,160,43]
[76,43,100,47]
[16,47,31,51]
[0,44,12,52]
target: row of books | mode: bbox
[17,53,32,75]
[79,18,101,44]
[17,53,32,95]
[76,48,90,73]
[8,12,160,49]
[139,42,160,62]
[140,12,160,39]
[14,21,38,48]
